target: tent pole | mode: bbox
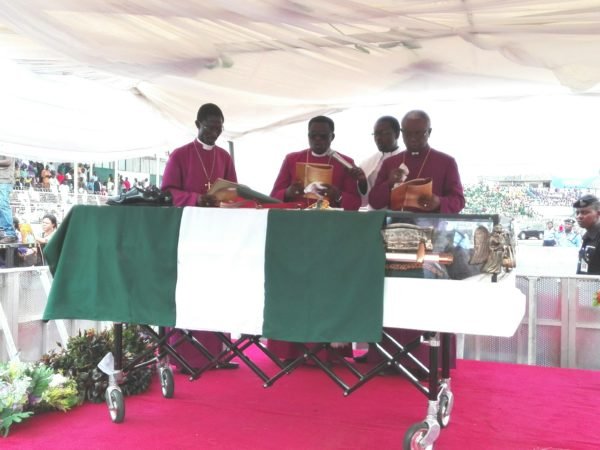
[228,140,235,164]
[73,161,78,203]
[114,161,120,195]
[156,153,160,187]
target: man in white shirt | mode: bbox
[349,116,402,207]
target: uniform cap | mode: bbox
[573,194,598,208]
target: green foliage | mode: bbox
[0,361,78,437]
[1,325,155,436]
[0,411,33,437]
[41,326,154,404]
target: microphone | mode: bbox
[331,151,354,169]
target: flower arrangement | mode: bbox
[593,289,600,307]
[1,325,154,437]
[0,361,79,437]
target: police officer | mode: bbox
[573,194,600,275]
[558,218,582,248]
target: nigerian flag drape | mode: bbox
[43,205,386,342]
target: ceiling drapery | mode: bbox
[0,1,599,161]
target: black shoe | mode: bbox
[215,361,239,370]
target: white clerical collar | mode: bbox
[311,149,331,157]
[408,146,429,157]
[196,138,214,150]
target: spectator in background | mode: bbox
[65,170,73,189]
[0,154,18,243]
[28,213,58,266]
[543,221,558,246]
[49,171,59,193]
[558,218,582,248]
[41,165,51,189]
[12,217,22,242]
[574,195,600,275]
[35,214,57,246]
[107,175,115,195]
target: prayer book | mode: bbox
[390,177,433,210]
[208,178,281,204]
[295,162,333,199]
[295,162,333,188]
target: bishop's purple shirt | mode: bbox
[368,147,464,213]
[161,140,237,207]
[270,149,361,210]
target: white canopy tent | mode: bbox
[0,1,599,185]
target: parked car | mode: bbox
[518,224,544,240]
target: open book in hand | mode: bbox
[295,162,333,199]
[207,178,281,204]
[390,177,433,210]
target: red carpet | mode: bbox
[3,356,599,449]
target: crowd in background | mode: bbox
[462,183,586,219]
[11,160,152,197]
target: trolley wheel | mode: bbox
[403,422,433,450]
[160,366,175,398]
[105,387,125,423]
[437,393,452,428]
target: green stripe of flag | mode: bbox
[263,209,386,342]
[43,205,181,325]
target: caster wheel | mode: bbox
[105,387,125,423]
[437,393,452,428]
[403,422,432,450]
[160,367,175,398]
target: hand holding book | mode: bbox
[390,177,433,211]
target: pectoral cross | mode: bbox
[205,181,211,190]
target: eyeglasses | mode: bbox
[308,133,332,140]
[400,129,430,138]
[199,122,223,134]
[372,130,395,138]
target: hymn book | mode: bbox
[390,177,433,210]
[207,178,281,204]
[295,162,333,199]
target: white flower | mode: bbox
[49,373,68,388]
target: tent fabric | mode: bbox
[0,1,599,161]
